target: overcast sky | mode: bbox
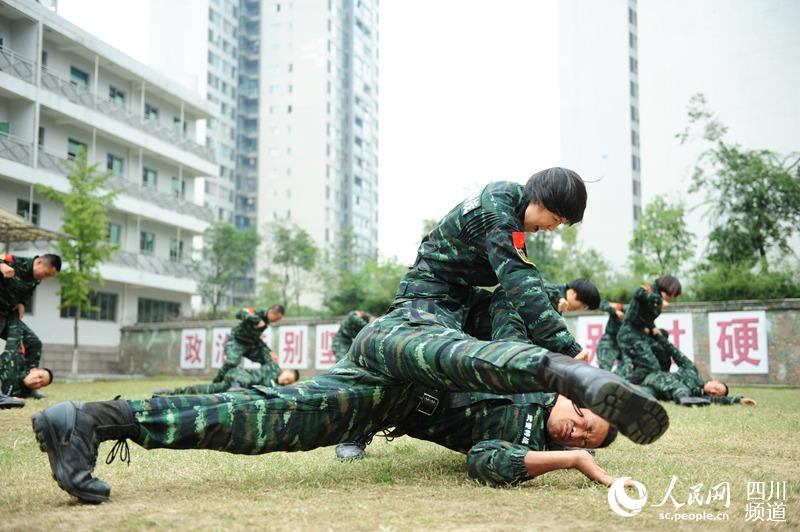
[58,0,562,264]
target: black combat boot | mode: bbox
[31,399,138,504]
[0,393,25,409]
[676,395,711,407]
[536,353,669,445]
[335,441,368,461]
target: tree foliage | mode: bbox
[260,221,319,314]
[196,222,260,317]
[679,93,800,272]
[37,148,118,373]
[629,197,695,278]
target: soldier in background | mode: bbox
[0,314,53,408]
[331,310,376,362]
[596,301,624,373]
[212,304,285,383]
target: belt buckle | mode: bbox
[417,392,439,416]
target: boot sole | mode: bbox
[0,402,25,409]
[586,381,669,445]
[31,411,109,504]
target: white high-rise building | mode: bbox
[0,0,216,370]
[257,0,380,263]
[559,0,800,267]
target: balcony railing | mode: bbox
[33,149,215,223]
[38,64,215,162]
[0,134,33,165]
[109,249,195,280]
[0,47,36,83]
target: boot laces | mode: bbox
[105,439,131,466]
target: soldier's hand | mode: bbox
[0,263,14,278]
[652,328,661,337]
[575,350,590,362]
[14,303,24,319]
[557,298,569,313]
[257,320,266,328]
[741,397,757,406]
[615,310,624,319]
[574,451,614,486]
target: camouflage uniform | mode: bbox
[544,283,567,314]
[640,337,741,405]
[172,364,282,395]
[616,284,664,384]
[331,310,372,362]
[212,307,275,383]
[129,360,556,487]
[596,301,624,373]
[0,314,42,397]
[0,255,42,365]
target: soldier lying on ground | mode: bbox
[639,334,757,407]
[0,314,53,409]
[155,366,299,396]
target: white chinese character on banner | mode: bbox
[315,324,340,370]
[576,316,607,367]
[211,327,232,369]
[709,311,768,374]
[180,329,206,369]
[654,313,694,372]
[279,325,309,369]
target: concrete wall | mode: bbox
[118,299,800,386]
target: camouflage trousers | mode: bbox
[212,337,271,383]
[130,362,415,453]
[0,316,42,396]
[596,334,621,372]
[172,367,266,395]
[616,324,671,384]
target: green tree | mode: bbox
[629,197,695,278]
[196,222,260,318]
[679,94,800,272]
[261,221,319,314]
[37,148,118,374]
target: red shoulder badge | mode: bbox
[512,232,536,267]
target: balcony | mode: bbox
[0,143,215,224]
[109,249,194,279]
[38,64,215,162]
[0,47,36,84]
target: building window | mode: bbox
[629,32,637,49]
[145,103,159,121]
[632,154,641,172]
[136,298,180,323]
[630,81,638,98]
[69,66,89,87]
[108,223,121,244]
[633,204,642,222]
[109,86,125,105]
[107,154,123,177]
[61,291,118,322]
[173,117,186,135]
[67,138,87,160]
[171,176,185,199]
[16,199,40,225]
[629,56,638,74]
[630,105,639,123]
[38,127,44,148]
[169,239,184,261]
[631,130,639,147]
[632,179,641,197]
[629,7,638,26]
[140,231,155,254]
[142,167,157,188]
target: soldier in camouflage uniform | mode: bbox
[639,335,757,407]
[331,310,374,362]
[161,365,298,396]
[32,357,624,503]
[0,314,53,407]
[544,279,601,315]
[616,276,682,385]
[212,304,284,383]
[596,301,624,373]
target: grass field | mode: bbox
[1,379,799,531]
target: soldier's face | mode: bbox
[33,261,58,280]
[267,310,284,323]
[524,202,567,233]
[23,368,51,389]
[704,380,726,396]
[546,396,611,448]
[565,289,588,312]
[277,370,297,385]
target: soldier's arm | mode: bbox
[710,395,743,405]
[485,221,582,357]
[0,254,15,278]
[542,283,564,313]
[467,440,620,487]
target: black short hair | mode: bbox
[40,254,62,272]
[722,382,729,396]
[567,278,600,310]
[291,369,300,381]
[598,425,619,448]
[43,367,54,385]
[655,275,682,297]
[269,304,286,315]
[523,167,587,225]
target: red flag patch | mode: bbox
[512,232,526,249]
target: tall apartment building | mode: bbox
[257,0,380,264]
[0,1,216,357]
[559,0,641,266]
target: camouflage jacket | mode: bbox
[0,255,40,314]
[395,182,581,357]
[404,391,557,486]
[621,284,662,330]
[0,316,38,396]
[669,339,741,405]
[336,311,371,342]
[599,300,624,338]
[544,283,567,314]
[231,307,271,349]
